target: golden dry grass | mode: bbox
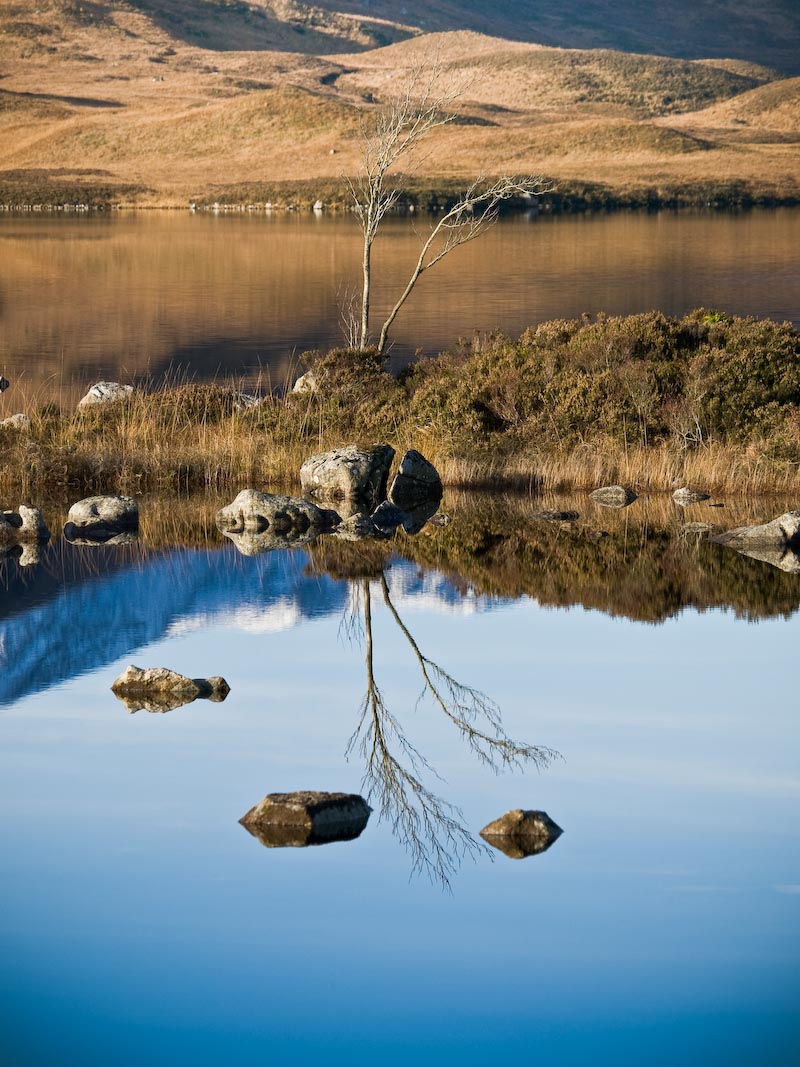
[0,5,798,206]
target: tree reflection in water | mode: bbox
[346,572,558,888]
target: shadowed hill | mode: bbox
[314,0,800,75]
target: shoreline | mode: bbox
[1,177,799,215]
[1,310,798,498]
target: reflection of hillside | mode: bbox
[394,493,800,624]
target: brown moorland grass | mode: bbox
[0,6,798,207]
[1,311,799,498]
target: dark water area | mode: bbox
[0,491,798,1064]
[0,208,799,406]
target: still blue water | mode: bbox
[0,515,798,1065]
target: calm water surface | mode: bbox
[0,494,798,1064]
[0,208,799,403]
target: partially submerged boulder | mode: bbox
[77,381,134,408]
[388,450,443,510]
[111,665,230,713]
[672,486,711,506]
[216,490,339,554]
[0,505,50,544]
[480,809,563,859]
[710,511,800,551]
[65,495,139,541]
[731,545,800,574]
[239,791,371,849]
[589,485,637,509]
[300,444,394,504]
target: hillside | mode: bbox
[0,1,798,207]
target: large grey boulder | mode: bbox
[0,505,50,544]
[672,486,711,506]
[480,809,563,859]
[65,495,139,540]
[388,449,443,510]
[77,381,134,408]
[239,791,372,848]
[216,490,339,554]
[589,485,637,509]
[111,665,230,713]
[300,444,394,504]
[711,511,800,551]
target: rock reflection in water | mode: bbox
[239,791,372,850]
[480,809,564,860]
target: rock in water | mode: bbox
[77,381,134,408]
[480,809,563,859]
[711,511,800,550]
[0,505,50,544]
[216,489,339,554]
[239,791,372,848]
[531,509,580,522]
[111,665,230,713]
[300,444,394,504]
[65,495,139,541]
[388,450,443,510]
[589,485,637,509]
[672,487,711,505]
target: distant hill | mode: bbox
[0,1,798,207]
[314,0,800,75]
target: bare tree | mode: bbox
[346,61,548,357]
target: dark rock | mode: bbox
[388,449,443,510]
[300,444,394,504]
[239,791,371,849]
[480,809,563,859]
[332,512,378,541]
[371,500,408,532]
[0,375,9,393]
[402,499,443,535]
[589,485,637,509]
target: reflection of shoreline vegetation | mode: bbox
[1,311,799,495]
[348,573,556,887]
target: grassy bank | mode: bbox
[1,310,799,497]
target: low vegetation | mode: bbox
[1,311,799,497]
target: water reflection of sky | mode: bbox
[0,545,797,1065]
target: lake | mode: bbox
[0,491,798,1065]
[1,207,799,405]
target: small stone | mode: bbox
[589,485,637,509]
[239,791,371,849]
[480,809,563,859]
[0,375,9,393]
[0,413,30,431]
[672,487,711,506]
[111,665,230,713]
[292,371,318,395]
[333,513,378,541]
[77,381,134,408]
